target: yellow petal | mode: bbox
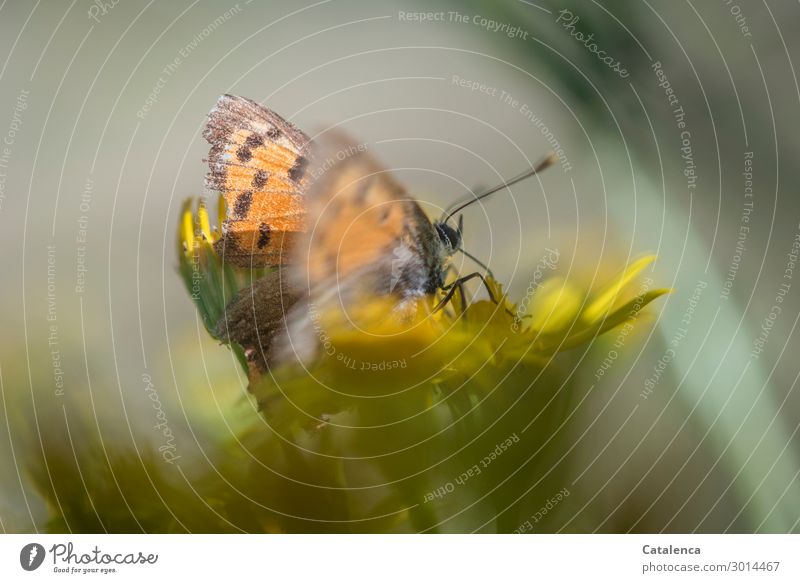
[217,194,227,231]
[582,255,656,322]
[197,199,212,241]
[180,200,196,256]
[526,276,583,334]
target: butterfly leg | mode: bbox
[443,265,467,315]
[434,271,498,312]
[453,279,468,316]
[436,272,521,322]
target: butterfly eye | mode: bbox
[435,223,461,251]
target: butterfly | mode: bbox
[205,94,554,372]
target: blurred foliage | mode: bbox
[458,0,651,112]
[1,0,796,536]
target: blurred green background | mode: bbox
[1,0,799,532]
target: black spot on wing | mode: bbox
[236,146,252,163]
[245,134,264,148]
[257,223,271,249]
[266,126,281,139]
[288,155,308,182]
[252,170,270,190]
[233,191,253,219]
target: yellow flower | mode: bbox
[177,197,266,361]
[177,194,669,389]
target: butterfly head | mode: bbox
[432,154,556,277]
[433,216,463,256]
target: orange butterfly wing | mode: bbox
[270,133,444,364]
[290,132,438,298]
[204,94,312,266]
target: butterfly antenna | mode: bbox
[442,152,557,225]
